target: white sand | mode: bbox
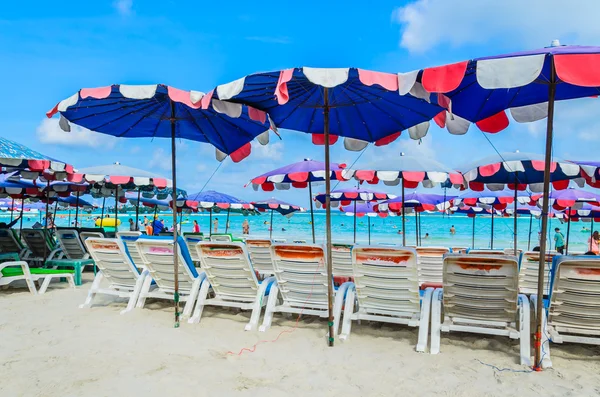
[1,276,599,397]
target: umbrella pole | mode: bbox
[68,208,71,225]
[565,209,571,255]
[179,210,183,233]
[534,61,557,369]
[74,191,80,228]
[135,190,141,231]
[472,216,475,249]
[100,197,106,228]
[113,186,118,232]
[209,209,212,237]
[323,87,334,347]
[269,209,274,239]
[419,211,422,245]
[52,201,58,225]
[19,199,24,234]
[169,112,181,328]
[528,214,533,251]
[225,208,230,234]
[513,174,518,255]
[415,210,418,246]
[490,211,495,249]
[368,217,371,244]
[591,219,595,252]
[353,200,357,244]
[401,178,406,246]
[308,182,316,244]
[43,181,50,262]
[10,198,14,223]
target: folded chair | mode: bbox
[82,238,149,314]
[135,236,206,318]
[519,251,558,295]
[259,243,351,333]
[189,242,275,330]
[415,246,450,287]
[534,256,600,369]
[245,238,275,276]
[431,254,530,365]
[0,260,74,294]
[340,247,433,352]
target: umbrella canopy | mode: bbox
[375,192,456,212]
[572,160,600,188]
[565,204,600,220]
[0,136,73,180]
[125,192,171,211]
[532,188,600,210]
[504,204,564,218]
[54,195,95,209]
[184,190,254,211]
[248,159,347,191]
[346,155,464,188]
[460,152,581,192]
[252,198,304,216]
[454,189,532,210]
[74,162,172,193]
[449,205,495,217]
[314,187,395,207]
[339,202,390,218]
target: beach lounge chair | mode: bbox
[46,228,95,285]
[451,247,468,254]
[135,236,206,318]
[116,231,143,268]
[533,256,600,369]
[292,239,307,244]
[245,238,275,276]
[259,243,351,333]
[340,247,433,352]
[189,242,275,330]
[0,228,27,258]
[79,228,106,246]
[210,233,233,242]
[0,258,74,294]
[182,232,204,265]
[331,243,353,280]
[20,228,61,263]
[82,238,149,314]
[504,248,523,256]
[431,254,531,365]
[415,246,450,287]
[519,251,558,295]
[467,249,506,255]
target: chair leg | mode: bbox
[121,273,146,315]
[23,275,38,295]
[135,275,153,309]
[258,284,279,332]
[335,282,353,337]
[79,272,103,309]
[430,288,443,355]
[518,294,532,366]
[38,276,53,294]
[416,287,434,353]
[246,277,275,331]
[339,287,356,341]
[182,278,202,319]
[188,278,210,324]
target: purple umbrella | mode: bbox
[573,160,600,188]
[184,190,254,235]
[532,188,600,210]
[251,198,304,239]
[249,159,348,243]
[449,205,496,249]
[339,202,391,244]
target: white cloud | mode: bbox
[130,145,141,154]
[392,0,600,53]
[36,118,117,149]
[251,141,284,161]
[148,148,171,171]
[113,0,133,16]
[196,163,207,172]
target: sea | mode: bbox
[6,209,594,253]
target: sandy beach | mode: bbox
[1,275,599,397]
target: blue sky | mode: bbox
[1,0,599,207]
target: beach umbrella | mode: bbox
[504,205,565,251]
[449,205,496,249]
[315,187,395,244]
[563,204,600,252]
[0,136,73,180]
[248,159,348,243]
[339,202,390,244]
[251,198,304,239]
[375,192,456,246]
[183,190,254,235]
[571,160,600,188]
[48,84,272,327]
[454,188,531,250]
[210,67,445,345]
[345,153,463,245]
[410,42,600,366]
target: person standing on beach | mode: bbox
[143,216,148,226]
[152,216,164,236]
[242,219,249,234]
[588,231,600,254]
[554,227,565,254]
[193,220,200,233]
[213,217,219,233]
[450,225,456,235]
[129,218,138,232]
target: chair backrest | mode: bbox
[352,246,420,316]
[56,228,88,259]
[85,238,141,289]
[519,251,558,295]
[293,239,307,244]
[116,231,143,268]
[210,233,233,242]
[331,243,353,278]
[443,254,519,323]
[415,246,450,285]
[79,231,105,246]
[245,238,275,275]
[504,248,523,256]
[196,242,259,302]
[467,249,506,255]
[451,247,468,254]
[270,243,329,309]
[136,236,199,292]
[20,229,54,258]
[183,233,204,263]
[272,238,287,243]
[548,256,600,333]
[0,228,23,254]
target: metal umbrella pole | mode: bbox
[472,216,476,249]
[43,181,50,262]
[68,208,71,225]
[52,201,58,226]
[418,211,422,246]
[415,210,418,246]
[565,208,571,254]
[353,199,357,244]
[74,191,80,228]
[590,219,595,252]
[308,182,316,243]
[323,87,334,347]
[401,178,406,246]
[225,208,231,234]
[114,186,119,232]
[513,174,518,255]
[10,198,14,223]
[490,211,495,249]
[169,108,181,328]
[100,197,106,228]
[269,209,274,239]
[368,216,371,244]
[134,190,141,231]
[18,199,24,234]
[528,214,533,251]
[209,208,213,237]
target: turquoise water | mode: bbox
[7,210,593,252]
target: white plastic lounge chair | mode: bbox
[245,238,275,276]
[189,242,275,330]
[431,253,531,365]
[210,233,233,242]
[0,228,27,257]
[272,238,286,243]
[259,243,351,333]
[79,231,105,245]
[183,233,204,264]
[135,236,206,318]
[331,243,353,280]
[504,248,523,256]
[467,249,506,255]
[415,246,450,287]
[0,260,74,294]
[55,228,90,260]
[451,247,468,254]
[340,247,433,352]
[82,238,149,314]
[533,256,600,369]
[519,251,558,295]
[292,239,307,244]
[116,231,144,269]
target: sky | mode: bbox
[1,0,600,207]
